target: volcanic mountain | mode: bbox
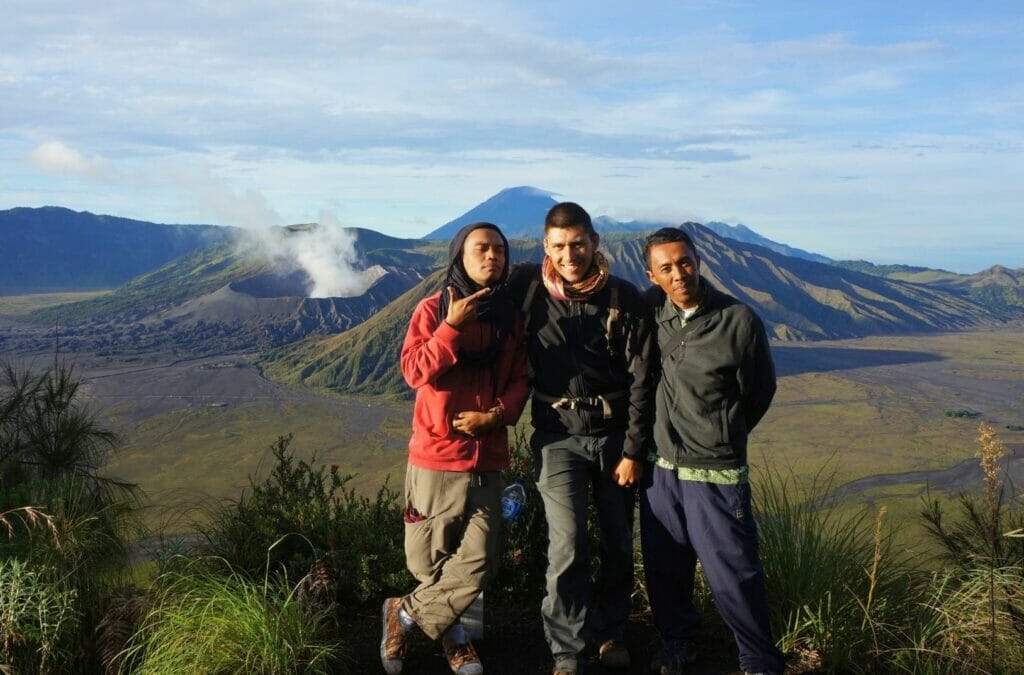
[422,187,830,265]
[8,190,1018,373]
[19,226,444,356]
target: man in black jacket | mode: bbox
[509,202,654,675]
[641,227,784,675]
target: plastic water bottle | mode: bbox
[501,480,526,521]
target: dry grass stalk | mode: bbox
[977,422,1007,506]
[0,506,61,550]
[863,505,887,628]
[977,422,1008,675]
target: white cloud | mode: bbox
[2,2,1022,271]
[26,141,112,178]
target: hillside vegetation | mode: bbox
[29,236,267,323]
[260,270,445,398]
[5,360,1024,673]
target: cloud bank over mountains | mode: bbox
[2,1,1022,272]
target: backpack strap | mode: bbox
[605,285,620,357]
[521,278,541,327]
[520,278,541,380]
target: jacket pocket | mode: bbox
[719,400,730,445]
[420,388,454,438]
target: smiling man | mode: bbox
[381,222,529,675]
[640,227,784,675]
[509,202,653,675]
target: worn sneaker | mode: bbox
[598,639,631,669]
[649,640,697,675]
[442,637,483,675]
[380,597,408,674]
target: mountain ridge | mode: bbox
[0,206,235,293]
[259,222,1013,399]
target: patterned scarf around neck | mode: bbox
[541,250,610,301]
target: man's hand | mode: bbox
[613,457,643,488]
[445,286,491,328]
[453,410,501,437]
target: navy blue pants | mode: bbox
[640,464,784,674]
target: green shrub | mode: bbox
[491,427,550,599]
[945,409,981,419]
[199,434,410,607]
[119,559,343,674]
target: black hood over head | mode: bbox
[436,221,514,367]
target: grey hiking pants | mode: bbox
[401,464,503,640]
[532,429,636,672]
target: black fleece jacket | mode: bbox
[645,279,776,470]
[509,263,654,458]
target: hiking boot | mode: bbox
[649,640,697,675]
[380,597,408,674]
[442,637,483,675]
[598,639,631,669]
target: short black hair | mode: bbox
[643,227,698,268]
[544,201,596,236]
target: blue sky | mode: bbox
[2,1,1022,272]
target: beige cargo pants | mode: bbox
[400,464,503,640]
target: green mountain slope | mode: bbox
[29,227,443,324]
[832,260,1024,313]
[260,271,445,398]
[30,234,268,323]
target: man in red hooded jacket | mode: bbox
[380,222,529,675]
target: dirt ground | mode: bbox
[341,602,758,675]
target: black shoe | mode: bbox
[649,640,697,675]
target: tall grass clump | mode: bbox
[905,423,1024,672]
[755,463,921,671]
[199,434,409,607]
[0,557,78,673]
[118,557,344,674]
[1,358,141,670]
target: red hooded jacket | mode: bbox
[401,291,529,472]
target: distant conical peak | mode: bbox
[491,186,558,199]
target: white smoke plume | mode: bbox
[163,164,369,297]
[238,212,369,299]
[28,141,370,298]
[287,213,367,298]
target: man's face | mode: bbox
[462,227,507,287]
[646,240,701,310]
[543,225,599,284]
